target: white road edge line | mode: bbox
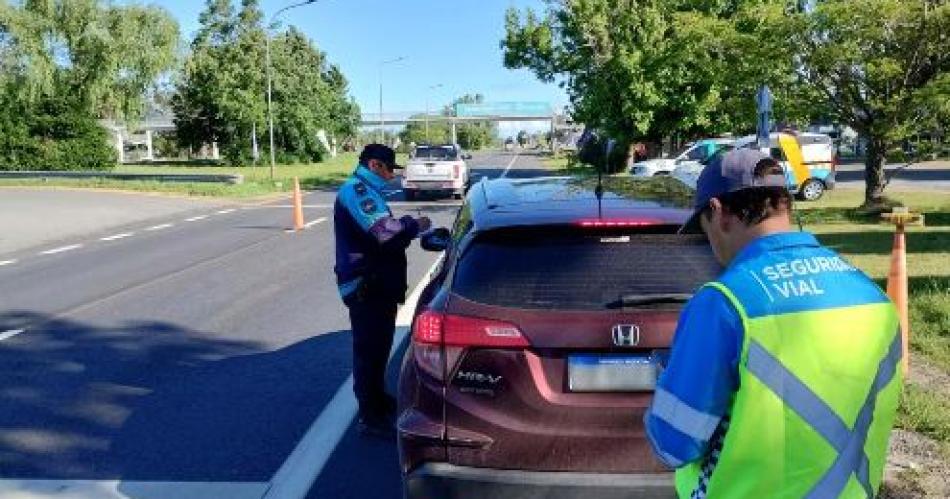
[145,223,173,231]
[500,151,521,178]
[99,233,134,242]
[216,208,237,214]
[39,244,82,255]
[263,256,444,499]
[185,215,209,222]
[0,259,17,267]
[0,329,25,341]
[0,480,269,499]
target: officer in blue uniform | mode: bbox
[334,144,431,436]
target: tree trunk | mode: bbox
[864,137,887,207]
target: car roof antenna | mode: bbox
[596,139,615,219]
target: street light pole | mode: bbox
[425,83,443,143]
[266,0,318,180]
[377,56,405,144]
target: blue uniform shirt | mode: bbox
[644,231,881,468]
[334,165,420,304]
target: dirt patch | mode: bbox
[908,359,950,399]
[882,429,950,498]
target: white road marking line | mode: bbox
[0,259,17,267]
[216,208,237,214]
[0,329,25,341]
[0,479,269,499]
[303,217,328,229]
[185,215,208,222]
[284,217,329,233]
[264,256,444,499]
[99,233,134,242]
[500,151,521,178]
[241,204,332,209]
[40,244,82,255]
[145,223,173,231]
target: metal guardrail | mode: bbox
[0,171,244,185]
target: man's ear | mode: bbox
[708,198,731,232]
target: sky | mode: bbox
[141,0,568,127]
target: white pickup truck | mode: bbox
[402,144,471,200]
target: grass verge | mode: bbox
[802,189,949,454]
[897,383,950,455]
[0,152,385,198]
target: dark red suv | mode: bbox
[398,176,719,499]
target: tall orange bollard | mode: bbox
[292,176,305,232]
[882,207,923,376]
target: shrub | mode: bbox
[0,95,116,171]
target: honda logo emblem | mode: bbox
[612,324,640,347]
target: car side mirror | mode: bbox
[462,153,472,160]
[420,227,451,252]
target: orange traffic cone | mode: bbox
[292,177,305,232]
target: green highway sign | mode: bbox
[455,102,553,117]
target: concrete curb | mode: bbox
[0,171,244,185]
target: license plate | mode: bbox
[568,354,657,392]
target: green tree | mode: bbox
[502,1,789,142]
[173,0,359,165]
[399,93,497,150]
[784,0,950,205]
[0,0,178,170]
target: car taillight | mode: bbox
[453,164,461,179]
[831,155,838,172]
[412,311,528,381]
[412,310,529,348]
[576,219,661,228]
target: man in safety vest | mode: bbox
[645,149,902,498]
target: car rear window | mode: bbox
[453,230,720,310]
[414,147,457,160]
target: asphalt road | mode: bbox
[0,150,547,499]
[834,161,950,190]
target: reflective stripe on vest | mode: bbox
[748,333,901,498]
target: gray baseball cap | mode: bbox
[682,148,787,232]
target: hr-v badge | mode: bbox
[612,324,640,347]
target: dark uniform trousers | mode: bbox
[347,296,398,415]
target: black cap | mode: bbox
[681,149,787,233]
[359,144,402,170]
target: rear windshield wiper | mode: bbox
[606,293,692,309]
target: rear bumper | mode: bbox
[405,463,675,499]
[402,180,464,191]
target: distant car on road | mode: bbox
[403,144,471,200]
[630,137,734,177]
[398,176,720,498]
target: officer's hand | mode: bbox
[417,216,432,233]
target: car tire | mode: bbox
[404,189,416,201]
[797,178,825,201]
[453,191,463,200]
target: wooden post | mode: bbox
[881,207,924,376]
